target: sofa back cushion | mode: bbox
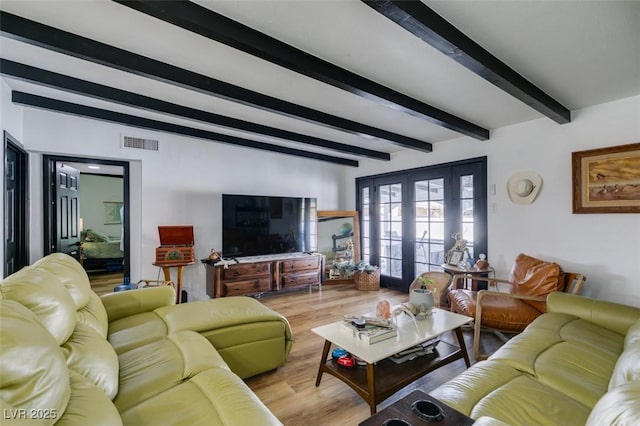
[77,292,110,338]
[511,253,563,312]
[0,300,71,418]
[586,381,640,426]
[625,318,640,348]
[608,318,640,390]
[32,253,109,337]
[62,323,120,400]
[0,267,76,345]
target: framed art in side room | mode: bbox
[572,142,640,213]
[104,201,123,224]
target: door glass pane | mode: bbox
[414,178,446,274]
[461,175,474,198]
[361,187,370,264]
[460,175,474,260]
[379,183,402,279]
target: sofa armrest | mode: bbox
[100,287,176,323]
[547,292,640,335]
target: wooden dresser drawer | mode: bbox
[221,262,271,280]
[280,270,321,290]
[222,278,271,297]
[279,256,321,273]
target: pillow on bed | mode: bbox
[84,229,110,243]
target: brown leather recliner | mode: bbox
[448,253,586,360]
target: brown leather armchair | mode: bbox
[448,253,586,360]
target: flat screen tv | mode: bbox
[222,194,317,257]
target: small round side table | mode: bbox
[440,264,495,291]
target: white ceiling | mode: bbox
[1,0,639,164]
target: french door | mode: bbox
[357,157,487,292]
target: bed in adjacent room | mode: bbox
[80,229,124,273]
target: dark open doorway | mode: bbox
[43,155,130,278]
[4,131,29,277]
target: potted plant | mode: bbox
[409,275,436,318]
[417,275,438,295]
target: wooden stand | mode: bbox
[441,264,495,291]
[153,261,195,303]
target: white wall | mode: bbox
[344,95,640,306]
[0,79,25,277]
[19,106,344,300]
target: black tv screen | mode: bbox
[222,194,317,257]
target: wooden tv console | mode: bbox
[204,253,323,298]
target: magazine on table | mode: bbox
[341,320,397,344]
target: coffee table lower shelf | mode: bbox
[315,332,469,415]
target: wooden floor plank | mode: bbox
[246,284,504,425]
[88,271,124,296]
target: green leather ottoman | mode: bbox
[155,296,293,379]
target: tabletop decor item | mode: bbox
[475,253,489,269]
[445,232,472,266]
[376,300,391,319]
[408,288,434,319]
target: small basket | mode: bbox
[354,269,380,291]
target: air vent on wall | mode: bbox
[122,135,158,151]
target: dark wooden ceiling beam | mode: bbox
[1,59,389,161]
[362,0,571,124]
[0,11,431,153]
[12,91,359,167]
[113,0,489,141]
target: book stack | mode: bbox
[342,321,397,344]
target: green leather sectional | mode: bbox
[0,253,292,425]
[431,292,640,425]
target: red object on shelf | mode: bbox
[337,355,356,368]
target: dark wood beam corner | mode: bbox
[362,0,571,124]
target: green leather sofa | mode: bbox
[0,253,292,425]
[431,292,640,425]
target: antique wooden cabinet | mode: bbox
[275,256,322,291]
[205,253,322,298]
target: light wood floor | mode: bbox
[246,284,503,426]
[88,272,124,296]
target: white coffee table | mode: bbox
[312,308,472,414]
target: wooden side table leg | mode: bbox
[366,363,377,415]
[161,266,182,304]
[161,266,171,282]
[454,327,472,367]
[175,266,184,303]
[315,340,332,387]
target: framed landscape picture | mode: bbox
[572,142,640,213]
